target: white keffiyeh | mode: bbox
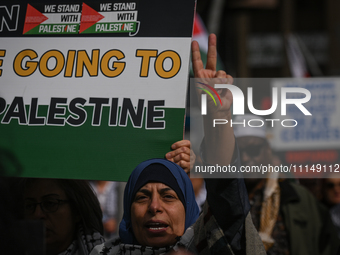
[58,225,104,255]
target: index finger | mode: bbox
[171,140,191,150]
[205,33,217,71]
[191,40,204,77]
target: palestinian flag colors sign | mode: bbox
[0,0,195,181]
[23,2,140,35]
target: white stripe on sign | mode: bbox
[99,11,138,22]
[42,13,82,24]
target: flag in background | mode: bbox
[286,34,311,77]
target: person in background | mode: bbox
[322,173,340,238]
[11,178,105,255]
[0,170,30,254]
[189,155,206,212]
[190,177,206,212]
[234,113,340,255]
[90,181,119,239]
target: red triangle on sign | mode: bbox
[23,4,48,34]
[79,3,104,33]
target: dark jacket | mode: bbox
[280,181,340,255]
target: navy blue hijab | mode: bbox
[119,158,200,245]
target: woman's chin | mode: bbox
[141,236,177,248]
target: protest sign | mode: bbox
[271,78,340,151]
[0,0,195,181]
[271,78,340,177]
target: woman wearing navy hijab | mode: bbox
[90,158,202,255]
[119,158,200,247]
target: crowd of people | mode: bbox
[234,114,340,255]
[1,33,340,255]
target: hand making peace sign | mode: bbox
[191,33,233,119]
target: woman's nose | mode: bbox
[148,196,162,214]
[32,204,47,219]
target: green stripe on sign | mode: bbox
[24,24,80,34]
[82,22,137,34]
[0,107,185,181]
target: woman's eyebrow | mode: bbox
[24,194,60,200]
[40,194,61,199]
[160,187,172,192]
[159,187,177,195]
[24,198,36,201]
[136,189,151,196]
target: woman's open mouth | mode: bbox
[145,221,168,233]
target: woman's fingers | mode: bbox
[205,34,217,71]
[170,139,191,150]
[192,34,218,78]
[166,145,190,162]
[165,140,195,174]
[191,40,204,77]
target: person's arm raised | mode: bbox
[192,34,252,254]
[192,34,235,166]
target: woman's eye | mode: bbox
[43,201,57,209]
[25,203,35,210]
[164,194,175,199]
[135,195,147,201]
